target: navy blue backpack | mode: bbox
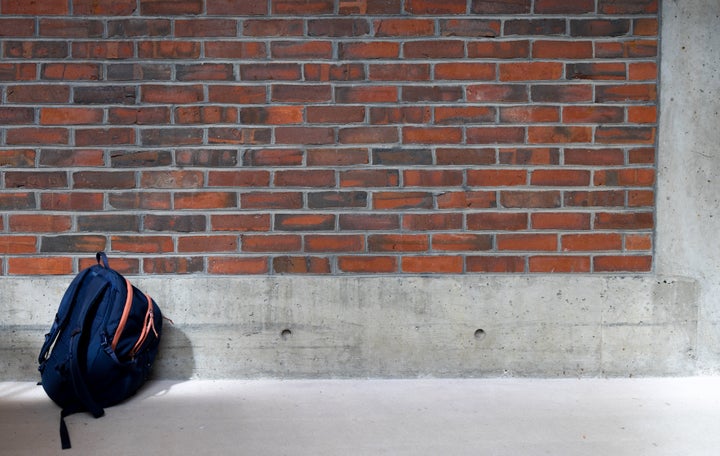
[38,252,164,449]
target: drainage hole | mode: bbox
[281,329,292,340]
[474,329,486,340]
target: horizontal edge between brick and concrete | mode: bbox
[1,275,699,380]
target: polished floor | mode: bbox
[2,377,719,455]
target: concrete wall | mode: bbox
[2,0,720,380]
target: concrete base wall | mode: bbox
[2,275,698,379]
[2,0,720,380]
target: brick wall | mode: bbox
[0,0,658,275]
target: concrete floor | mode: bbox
[1,377,719,455]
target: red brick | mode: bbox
[337,86,398,103]
[405,0,466,14]
[535,0,594,13]
[374,18,434,37]
[242,234,302,252]
[305,63,365,81]
[174,192,237,209]
[599,0,657,14]
[563,106,624,123]
[272,84,332,103]
[6,128,69,146]
[471,0,530,14]
[0,236,36,254]
[275,214,336,231]
[564,191,625,208]
[467,256,525,273]
[468,40,530,59]
[0,192,36,210]
[634,18,658,36]
[564,148,625,166]
[244,149,304,166]
[497,234,557,251]
[0,18,35,36]
[240,106,303,125]
[142,128,204,146]
[595,212,653,230]
[112,107,172,124]
[8,257,72,275]
[207,170,270,187]
[308,18,370,37]
[307,148,369,166]
[467,169,526,187]
[307,106,365,124]
[625,234,652,251]
[628,148,655,164]
[596,84,657,103]
[0,63,36,81]
[41,63,100,80]
[207,0,267,15]
[5,172,67,189]
[211,214,271,232]
[40,107,103,125]
[175,106,235,124]
[467,127,526,144]
[594,169,655,187]
[467,84,528,103]
[338,256,398,273]
[144,257,204,274]
[532,40,593,59]
[339,127,398,144]
[241,192,303,210]
[69,0,139,14]
[499,148,560,165]
[434,63,495,80]
[593,255,652,272]
[528,126,592,144]
[5,84,70,103]
[531,212,591,230]
[176,63,235,81]
[467,212,527,231]
[305,234,365,252]
[138,41,201,59]
[272,0,334,14]
[404,170,463,187]
[272,256,330,274]
[403,127,462,144]
[402,256,463,274]
[404,40,465,59]
[72,41,133,59]
[208,85,267,104]
[500,62,563,81]
[140,0,203,14]
[567,63,626,80]
[76,128,135,146]
[2,0,69,15]
[531,169,590,186]
[208,127,271,145]
[440,19,500,37]
[595,127,656,145]
[274,127,333,145]
[0,150,35,168]
[403,213,463,231]
[178,235,238,253]
[209,257,269,274]
[500,191,561,208]
[271,41,333,59]
[142,84,204,103]
[628,190,654,207]
[570,19,630,37]
[562,233,622,251]
[531,85,592,102]
[369,63,430,81]
[109,192,171,210]
[369,234,429,252]
[175,19,238,37]
[205,41,267,59]
[340,169,399,188]
[436,148,495,165]
[112,235,173,254]
[243,19,304,36]
[529,256,591,273]
[338,41,400,59]
[628,106,657,124]
[339,214,400,230]
[432,234,492,251]
[9,215,71,233]
[500,106,559,123]
[0,107,34,124]
[437,191,497,209]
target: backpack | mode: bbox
[38,252,164,449]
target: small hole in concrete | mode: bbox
[281,329,292,340]
[474,329,486,340]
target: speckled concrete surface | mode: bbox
[2,377,719,455]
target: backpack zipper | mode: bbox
[110,278,134,352]
[129,294,158,358]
